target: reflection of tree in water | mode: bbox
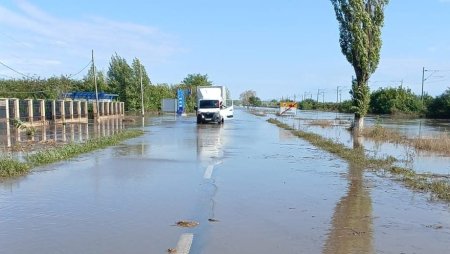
[323,160,373,254]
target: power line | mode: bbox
[0,60,32,79]
[67,60,93,78]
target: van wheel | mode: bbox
[197,115,202,124]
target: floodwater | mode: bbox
[267,110,450,175]
[0,118,126,153]
[1,110,450,253]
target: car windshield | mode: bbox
[199,100,219,109]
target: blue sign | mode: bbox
[177,89,185,115]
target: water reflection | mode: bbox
[0,118,124,153]
[323,163,373,254]
[196,124,224,161]
[277,114,450,174]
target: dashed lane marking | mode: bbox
[176,233,194,254]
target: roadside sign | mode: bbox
[177,89,185,115]
[162,99,177,113]
[279,102,297,115]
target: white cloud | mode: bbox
[0,0,181,78]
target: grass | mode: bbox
[410,135,450,155]
[0,129,144,178]
[306,120,334,128]
[0,157,29,177]
[361,125,404,144]
[362,124,450,155]
[267,118,450,202]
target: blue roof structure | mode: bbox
[63,92,119,101]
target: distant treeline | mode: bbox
[297,86,450,119]
[0,54,214,113]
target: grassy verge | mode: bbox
[267,118,450,201]
[0,157,30,177]
[0,129,143,178]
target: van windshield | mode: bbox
[199,100,219,109]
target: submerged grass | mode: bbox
[306,120,334,128]
[361,125,404,144]
[362,125,450,155]
[0,129,143,178]
[267,118,450,202]
[410,135,450,155]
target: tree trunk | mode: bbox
[352,114,365,148]
[353,113,365,133]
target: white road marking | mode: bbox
[176,233,194,254]
[203,164,214,179]
[204,160,223,179]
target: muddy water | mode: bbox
[1,110,450,253]
[0,118,126,155]
[273,110,450,175]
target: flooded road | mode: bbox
[1,110,450,253]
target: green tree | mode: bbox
[370,86,422,115]
[107,54,133,110]
[81,67,109,93]
[131,58,151,112]
[239,90,257,106]
[248,95,262,107]
[144,83,176,111]
[427,88,450,119]
[331,0,389,131]
[299,98,317,110]
[180,73,213,112]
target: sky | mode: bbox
[0,0,449,101]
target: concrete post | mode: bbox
[13,99,20,120]
[59,100,65,122]
[26,99,33,123]
[106,102,110,116]
[110,102,114,115]
[93,102,98,119]
[101,102,105,116]
[84,101,88,118]
[3,99,9,120]
[38,99,45,122]
[76,101,81,120]
[52,100,56,120]
[69,100,74,121]
[3,99,11,147]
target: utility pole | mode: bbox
[336,86,340,104]
[92,49,99,119]
[140,64,144,117]
[421,67,425,103]
[317,89,320,104]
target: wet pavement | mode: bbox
[1,110,450,253]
